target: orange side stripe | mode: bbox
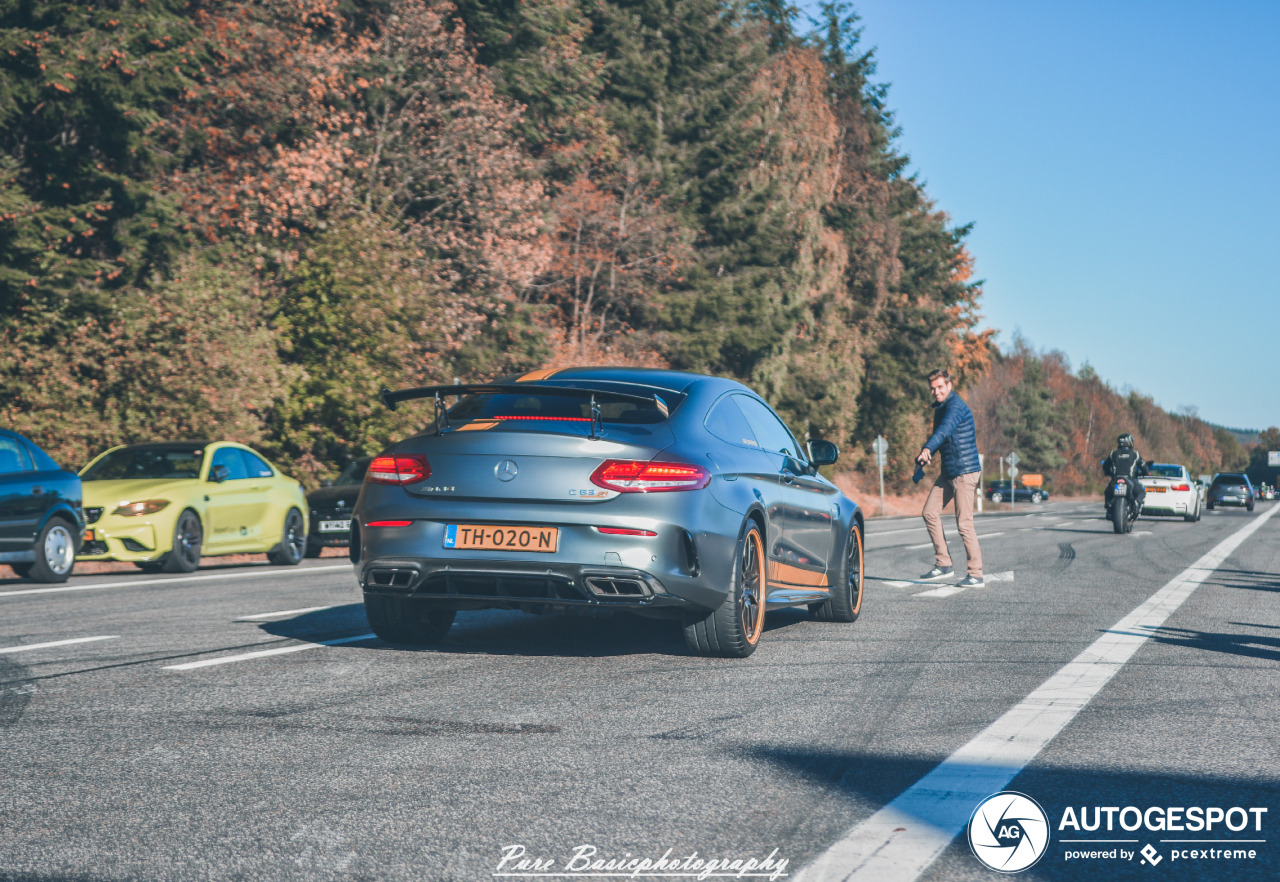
[455,420,500,432]
[766,560,829,588]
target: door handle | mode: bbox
[781,470,795,484]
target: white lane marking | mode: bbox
[0,564,351,598]
[914,571,1014,598]
[235,605,339,621]
[163,632,377,671]
[795,503,1280,882]
[1055,522,1072,527]
[905,543,933,550]
[0,635,119,654]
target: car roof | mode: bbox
[505,366,739,397]
[111,440,228,449]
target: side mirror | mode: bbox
[209,464,230,483]
[807,439,839,467]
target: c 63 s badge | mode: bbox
[419,485,456,493]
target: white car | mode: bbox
[1140,463,1201,522]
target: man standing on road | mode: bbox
[916,369,984,587]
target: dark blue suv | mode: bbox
[0,430,84,582]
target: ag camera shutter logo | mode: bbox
[968,791,1050,873]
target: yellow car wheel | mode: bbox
[162,510,203,573]
[267,509,306,566]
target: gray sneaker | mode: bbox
[955,575,985,588]
[919,566,954,581]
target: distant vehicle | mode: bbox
[1206,473,1254,511]
[1139,463,1201,522]
[0,429,84,582]
[1263,485,1276,501]
[984,480,1049,504]
[79,441,309,572]
[306,456,372,557]
[354,367,864,657]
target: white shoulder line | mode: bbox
[0,564,351,598]
[795,503,1279,882]
[0,635,118,653]
[164,632,377,671]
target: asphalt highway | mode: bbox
[2,499,1278,881]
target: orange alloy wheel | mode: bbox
[849,525,864,615]
[740,527,767,645]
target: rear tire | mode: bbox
[267,509,306,566]
[304,538,324,559]
[990,491,1003,503]
[1031,492,1043,503]
[1247,500,1255,512]
[810,523,863,623]
[161,510,203,573]
[1111,499,1126,534]
[1206,502,1215,510]
[28,518,77,583]
[683,521,767,658]
[364,593,455,644]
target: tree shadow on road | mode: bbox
[739,745,1280,881]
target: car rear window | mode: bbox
[447,391,673,426]
[1211,475,1246,486]
[83,447,204,481]
[1148,465,1183,478]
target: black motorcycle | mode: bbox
[1106,476,1141,534]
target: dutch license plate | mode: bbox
[1148,486,1167,493]
[444,524,559,553]
[320,519,351,532]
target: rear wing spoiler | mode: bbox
[378,383,671,438]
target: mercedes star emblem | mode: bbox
[495,459,519,482]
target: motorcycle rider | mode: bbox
[1102,433,1148,511]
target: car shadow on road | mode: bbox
[258,601,816,658]
[740,745,1280,881]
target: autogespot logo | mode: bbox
[968,791,1051,873]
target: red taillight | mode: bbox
[594,526,658,536]
[367,454,430,485]
[589,459,710,492]
[1172,483,1191,492]
[366,520,412,527]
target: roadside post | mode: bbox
[1008,451,1021,512]
[872,435,889,516]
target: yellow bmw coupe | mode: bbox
[78,441,309,572]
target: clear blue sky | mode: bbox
[797,1,1279,430]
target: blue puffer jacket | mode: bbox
[923,392,981,479]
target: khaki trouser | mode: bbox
[922,471,983,577]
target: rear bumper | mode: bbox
[359,557,699,614]
[352,493,741,614]
[1141,491,1195,514]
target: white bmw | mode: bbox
[1140,463,1201,522]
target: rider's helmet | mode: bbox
[1117,433,1134,449]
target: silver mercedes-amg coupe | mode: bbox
[352,367,864,657]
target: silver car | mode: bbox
[352,367,864,657]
